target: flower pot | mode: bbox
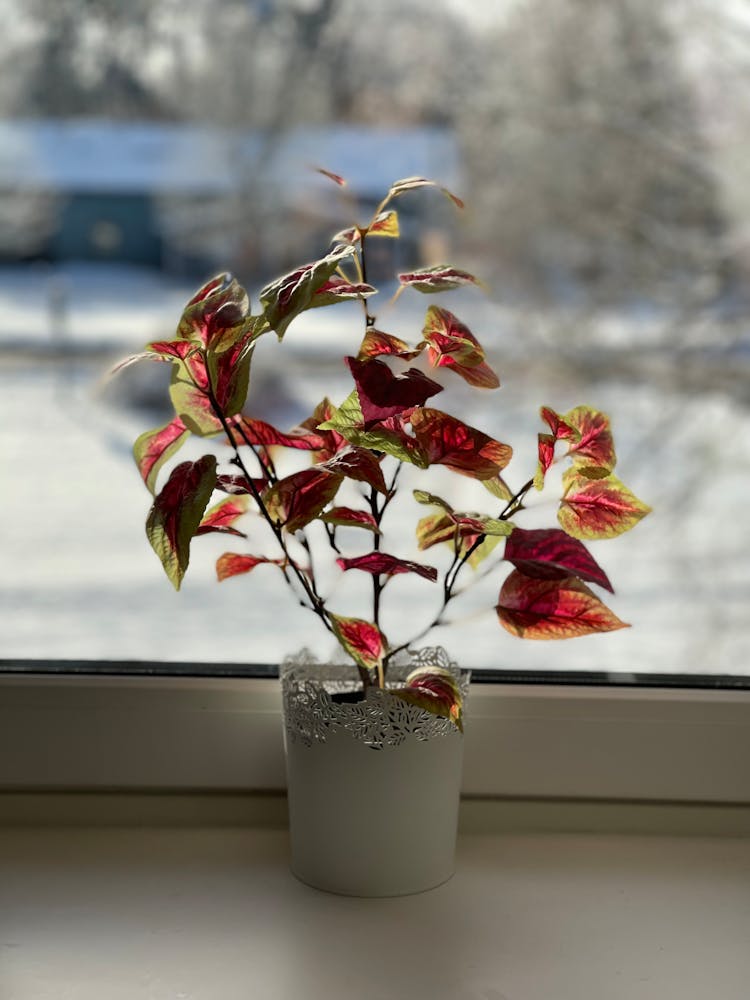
[281,648,469,897]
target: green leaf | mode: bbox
[145,456,217,590]
[319,392,428,467]
[259,244,356,340]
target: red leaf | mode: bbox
[346,356,442,429]
[397,265,481,294]
[196,497,249,538]
[336,552,437,582]
[145,456,217,590]
[234,416,326,452]
[410,408,512,479]
[504,527,613,592]
[330,615,385,673]
[262,468,343,532]
[393,665,464,731]
[356,329,422,361]
[315,166,347,187]
[320,507,380,532]
[216,553,283,582]
[422,305,499,388]
[559,471,651,540]
[496,570,629,640]
[133,416,189,494]
[320,446,387,494]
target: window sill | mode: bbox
[2,673,749,808]
[1,827,748,1000]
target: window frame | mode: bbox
[1,663,748,813]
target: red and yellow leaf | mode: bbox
[320,446,387,494]
[175,273,250,349]
[234,416,326,452]
[410,408,512,479]
[196,496,250,538]
[496,570,629,640]
[392,665,464,731]
[329,615,386,673]
[133,416,189,495]
[145,456,217,590]
[336,552,437,582]
[397,265,482,294]
[535,432,556,491]
[216,553,283,582]
[320,507,380,533]
[558,470,651,540]
[262,468,343,532]
[421,305,499,388]
[356,329,422,361]
[504,527,613,592]
[563,406,617,473]
[367,210,400,238]
[311,276,377,308]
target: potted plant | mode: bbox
[116,173,650,896]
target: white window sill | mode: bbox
[1,827,748,1000]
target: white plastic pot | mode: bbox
[281,650,468,897]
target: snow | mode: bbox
[1,263,749,675]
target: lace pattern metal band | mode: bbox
[280,647,470,749]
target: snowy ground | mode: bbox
[2,263,749,675]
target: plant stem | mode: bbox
[204,383,333,637]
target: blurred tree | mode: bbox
[461,0,729,305]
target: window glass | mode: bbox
[1,0,748,675]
